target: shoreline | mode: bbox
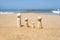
[0,12,60,16]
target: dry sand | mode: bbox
[0,13,60,40]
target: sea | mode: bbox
[0,9,60,15]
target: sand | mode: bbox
[0,13,60,40]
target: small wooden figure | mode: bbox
[38,17,42,29]
[25,18,29,27]
[32,22,35,28]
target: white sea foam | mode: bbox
[0,12,14,14]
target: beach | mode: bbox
[0,13,60,40]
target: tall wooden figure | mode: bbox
[17,13,21,28]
